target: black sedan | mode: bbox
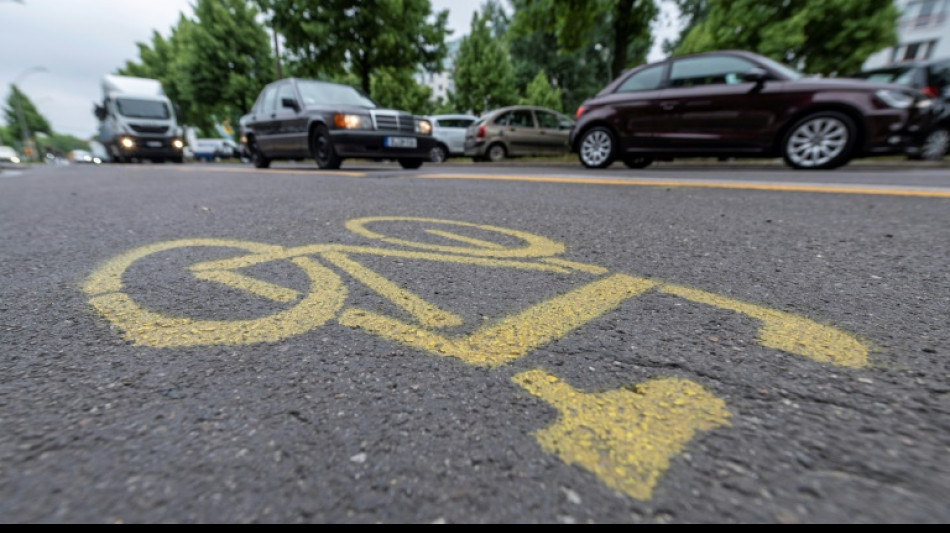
[240,78,436,170]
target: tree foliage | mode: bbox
[519,70,563,112]
[451,9,519,115]
[511,0,658,78]
[259,0,450,96]
[370,68,434,114]
[675,0,899,76]
[507,0,615,116]
[120,1,273,133]
[3,85,52,145]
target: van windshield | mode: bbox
[296,81,377,108]
[116,98,171,119]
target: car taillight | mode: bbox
[477,125,486,139]
[922,86,939,98]
[575,105,586,120]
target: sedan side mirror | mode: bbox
[282,98,300,112]
[743,68,769,84]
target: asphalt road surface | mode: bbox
[1,160,948,523]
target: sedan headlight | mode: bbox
[415,119,433,135]
[876,89,914,109]
[334,113,372,130]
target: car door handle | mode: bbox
[660,102,678,111]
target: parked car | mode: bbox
[425,114,478,162]
[240,78,436,170]
[0,146,21,165]
[68,149,102,165]
[464,105,576,162]
[850,58,950,160]
[192,139,242,162]
[570,50,934,170]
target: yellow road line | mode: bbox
[322,252,463,328]
[193,270,300,303]
[338,274,656,367]
[421,173,950,198]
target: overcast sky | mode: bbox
[0,0,681,140]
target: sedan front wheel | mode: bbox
[578,127,617,169]
[782,112,856,170]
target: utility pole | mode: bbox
[273,27,283,80]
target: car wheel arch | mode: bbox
[774,104,867,156]
[572,120,620,152]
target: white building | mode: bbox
[865,0,950,68]
[416,39,462,103]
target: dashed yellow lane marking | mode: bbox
[322,251,463,329]
[512,370,731,501]
[338,274,656,368]
[421,173,950,198]
[660,283,869,368]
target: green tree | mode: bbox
[676,0,899,76]
[0,125,13,147]
[452,10,518,115]
[514,0,658,78]
[179,0,274,134]
[259,0,450,95]
[3,85,52,147]
[370,68,434,114]
[119,17,203,128]
[519,70,563,112]
[507,0,615,116]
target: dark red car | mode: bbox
[570,50,935,170]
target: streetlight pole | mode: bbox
[12,66,46,161]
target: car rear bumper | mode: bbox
[331,131,436,160]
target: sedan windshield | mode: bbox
[297,81,377,108]
[115,98,171,119]
[755,56,805,81]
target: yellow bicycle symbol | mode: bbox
[83,216,870,501]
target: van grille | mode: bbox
[371,111,415,133]
[130,124,170,135]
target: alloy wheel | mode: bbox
[785,116,850,169]
[580,129,615,168]
[920,128,949,161]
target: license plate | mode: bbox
[147,141,163,148]
[385,137,417,149]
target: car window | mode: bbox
[296,80,377,108]
[536,111,563,129]
[855,67,917,86]
[669,56,759,88]
[260,86,278,114]
[437,118,475,128]
[616,65,665,93]
[500,110,534,127]
[276,83,298,109]
[930,61,950,90]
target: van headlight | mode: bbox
[120,137,135,149]
[173,139,185,149]
[876,90,914,109]
[415,119,432,135]
[334,113,372,130]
